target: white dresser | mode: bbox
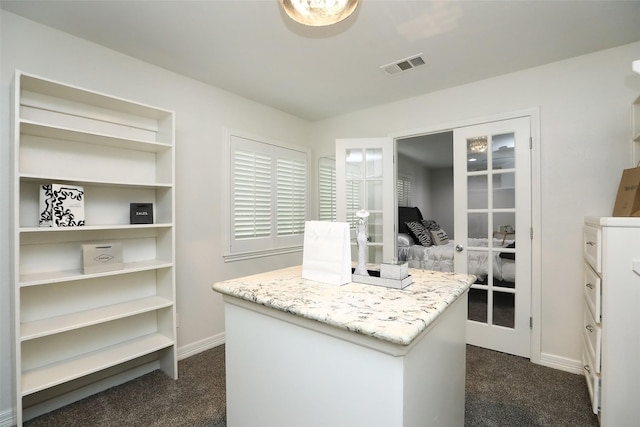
[583,217,640,425]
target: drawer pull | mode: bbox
[586,241,596,246]
[586,282,594,289]
[584,364,591,374]
[585,324,594,333]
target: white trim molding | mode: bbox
[539,352,583,375]
[177,332,225,360]
[0,408,14,427]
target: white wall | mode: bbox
[0,12,309,421]
[310,41,640,368]
[2,6,639,423]
[429,168,454,239]
[397,153,431,215]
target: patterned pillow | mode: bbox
[421,219,440,231]
[405,221,433,246]
[429,228,450,246]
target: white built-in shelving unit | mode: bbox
[11,71,177,424]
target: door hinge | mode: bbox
[529,137,532,149]
[530,317,533,329]
[530,227,533,240]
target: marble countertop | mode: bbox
[212,265,475,346]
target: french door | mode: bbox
[335,138,395,264]
[335,117,531,357]
[454,117,531,357]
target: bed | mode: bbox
[397,207,516,284]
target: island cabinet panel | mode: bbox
[214,266,473,427]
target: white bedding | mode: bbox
[397,236,516,282]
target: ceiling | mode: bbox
[2,1,640,121]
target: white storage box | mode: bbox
[380,261,409,280]
[39,184,85,227]
[82,242,124,274]
[351,269,413,289]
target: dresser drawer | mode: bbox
[583,350,601,415]
[583,262,601,323]
[583,225,601,273]
[583,306,601,374]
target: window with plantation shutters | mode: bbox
[397,176,412,207]
[318,157,336,221]
[276,154,306,236]
[227,133,308,259]
[233,148,272,240]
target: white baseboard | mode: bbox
[539,352,583,375]
[0,408,14,427]
[177,332,225,360]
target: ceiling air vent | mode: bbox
[380,54,426,76]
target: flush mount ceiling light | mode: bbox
[280,0,359,26]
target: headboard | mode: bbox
[398,207,423,234]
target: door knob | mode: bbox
[455,244,464,252]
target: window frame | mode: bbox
[224,130,310,262]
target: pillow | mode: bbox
[397,233,414,247]
[429,228,450,246]
[421,219,440,231]
[405,221,433,246]
[398,207,423,234]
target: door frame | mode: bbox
[389,108,541,364]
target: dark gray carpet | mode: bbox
[465,345,599,427]
[25,344,598,427]
[24,347,227,427]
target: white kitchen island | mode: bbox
[213,266,474,427]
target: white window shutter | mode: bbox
[318,158,336,221]
[233,149,272,239]
[397,177,412,207]
[276,156,306,236]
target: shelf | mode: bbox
[20,259,173,287]
[20,120,172,153]
[20,72,171,122]
[21,296,173,341]
[20,173,172,189]
[19,223,172,234]
[21,333,174,396]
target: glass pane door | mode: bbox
[336,138,394,264]
[466,133,516,328]
[454,117,531,357]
